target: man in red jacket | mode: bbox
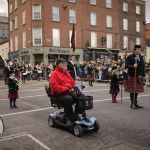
[50,59,76,123]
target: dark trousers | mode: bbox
[130,93,138,105]
[89,80,93,86]
[10,99,16,107]
[54,95,74,117]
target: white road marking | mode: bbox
[0,89,109,101]
[1,94,150,117]
[0,133,51,150]
[1,107,53,117]
[0,94,47,101]
[2,132,27,140]
[27,134,51,150]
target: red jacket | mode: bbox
[50,67,76,95]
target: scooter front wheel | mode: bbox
[48,117,55,127]
[73,125,83,137]
[93,121,100,131]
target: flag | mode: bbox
[71,23,75,52]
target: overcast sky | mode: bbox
[0,0,150,22]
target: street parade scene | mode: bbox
[0,0,150,150]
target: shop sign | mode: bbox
[21,50,29,55]
[49,48,70,53]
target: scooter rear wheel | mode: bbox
[73,125,83,137]
[48,117,55,127]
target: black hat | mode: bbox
[134,45,141,50]
[56,59,66,66]
[112,66,117,71]
[9,70,14,75]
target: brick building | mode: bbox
[8,0,146,65]
[0,14,9,43]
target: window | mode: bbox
[136,6,140,15]
[123,36,128,49]
[69,30,76,47]
[136,37,140,45]
[123,19,128,30]
[15,0,18,9]
[90,0,96,5]
[33,4,41,20]
[91,32,97,47]
[69,9,76,23]
[52,6,59,22]
[10,20,13,32]
[22,10,26,25]
[22,0,26,4]
[136,21,140,32]
[15,35,18,50]
[123,2,128,12]
[106,16,112,28]
[106,0,112,8]
[107,34,112,48]
[23,32,26,48]
[69,0,75,3]
[10,4,12,13]
[90,12,97,26]
[52,29,60,47]
[10,38,13,52]
[15,16,18,29]
[33,27,42,46]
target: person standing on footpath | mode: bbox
[67,54,77,80]
[8,71,19,109]
[109,66,120,103]
[125,45,145,109]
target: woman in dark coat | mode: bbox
[87,63,95,86]
[109,66,120,103]
[8,71,19,109]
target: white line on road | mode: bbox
[1,132,27,140]
[1,107,53,117]
[27,134,51,150]
[0,89,109,101]
[1,94,150,117]
[0,133,51,150]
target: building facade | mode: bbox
[0,14,9,44]
[8,0,146,65]
[0,40,9,60]
[146,23,150,62]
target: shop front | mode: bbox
[9,50,20,62]
[83,48,120,62]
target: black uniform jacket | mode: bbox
[125,53,145,77]
[67,61,76,79]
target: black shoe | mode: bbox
[13,105,18,108]
[10,106,13,109]
[130,105,138,109]
[135,104,143,108]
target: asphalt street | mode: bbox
[0,79,150,150]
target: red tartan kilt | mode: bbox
[127,77,144,93]
[87,74,94,80]
[35,72,39,77]
[80,74,87,79]
[109,87,120,94]
[8,92,19,99]
[122,80,127,86]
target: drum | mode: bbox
[23,73,27,76]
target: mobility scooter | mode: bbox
[45,85,100,137]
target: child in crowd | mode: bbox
[8,71,19,109]
[109,66,120,103]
